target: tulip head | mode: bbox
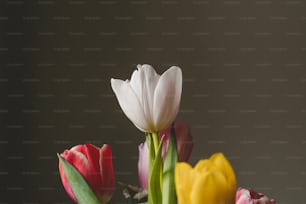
[59,144,115,204]
[138,121,193,189]
[111,64,182,132]
[236,188,276,204]
[175,153,237,204]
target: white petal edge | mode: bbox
[69,149,90,169]
[111,78,149,132]
[153,66,182,131]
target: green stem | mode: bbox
[152,131,159,154]
[147,132,163,204]
[147,133,153,204]
[162,124,178,204]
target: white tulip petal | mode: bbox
[130,67,143,101]
[153,66,182,130]
[111,78,150,132]
[130,64,160,125]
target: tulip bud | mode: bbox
[236,188,276,204]
[59,144,115,204]
[138,122,193,189]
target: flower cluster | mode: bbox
[57,64,276,204]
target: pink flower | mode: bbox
[138,121,193,189]
[138,142,150,189]
[236,188,276,204]
[59,144,115,204]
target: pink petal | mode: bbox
[138,142,149,189]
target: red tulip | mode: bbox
[138,121,193,189]
[59,144,115,204]
[236,188,276,204]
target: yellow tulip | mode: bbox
[175,153,237,204]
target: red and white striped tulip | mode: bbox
[59,144,115,204]
[236,188,276,204]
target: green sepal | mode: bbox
[57,154,101,204]
[162,125,178,204]
[147,134,164,204]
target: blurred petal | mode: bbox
[159,121,193,162]
[191,171,228,204]
[138,142,149,189]
[153,66,182,130]
[210,153,237,188]
[236,188,252,204]
[194,159,214,172]
[111,78,149,131]
[175,162,193,204]
[173,122,193,162]
[236,188,276,204]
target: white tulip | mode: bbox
[111,64,182,132]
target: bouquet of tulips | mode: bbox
[57,65,276,204]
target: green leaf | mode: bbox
[162,125,178,204]
[57,154,101,204]
[147,134,164,204]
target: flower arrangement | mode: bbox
[57,64,276,204]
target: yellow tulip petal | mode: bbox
[175,162,193,204]
[191,171,228,204]
[194,159,220,174]
[194,159,210,171]
[209,153,237,188]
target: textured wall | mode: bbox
[1,0,306,203]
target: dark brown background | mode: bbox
[1,0,306,203]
